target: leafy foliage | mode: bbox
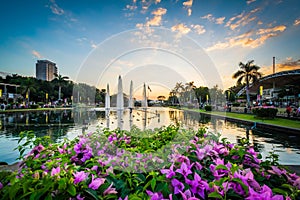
[0,126,299,200]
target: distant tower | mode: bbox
[36,60,58,81]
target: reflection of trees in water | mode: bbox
[0,110,75,142]
[251,129,300,152]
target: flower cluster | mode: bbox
[0,125,299,200]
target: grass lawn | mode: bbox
[185,108,300,130]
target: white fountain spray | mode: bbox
[117,75,124,111]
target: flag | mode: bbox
[148,85,152,92]
[259,86,263,96]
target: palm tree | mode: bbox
[232,60,262,107]
[53,73,69,101]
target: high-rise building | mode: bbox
[36,60,58,81]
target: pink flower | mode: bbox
[88,175,105,190]
[179,190,200,200]
[103,183,118,195]
[73,171,89,184]
[51,166,60,176]
[0,182,3,190]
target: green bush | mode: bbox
[232,102,241,107]
[29,104,39,109]
[204,105,212,111]
[252,106,278,119]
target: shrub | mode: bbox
[29,104,39,109]
[1,126,299,199]
[204,105,212,111]
[252,106,278,119]
[232,102,241,107]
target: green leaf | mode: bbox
[215,164,228,171]
[151,178,156,191]
[67,184,76,196]
[272,188,288,196]
[58,178,67,190]
[84,188,100,200]
[208,191,223,199]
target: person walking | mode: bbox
[286,105,292,118]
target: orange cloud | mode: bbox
[206,24,286,51]
[261,58,300,75]
[144,7,167,27]
[294,19,300,26]
[225,8,260,30]
[202,14,225,25]
[171,23,191,34]
[183,0,193,7]
[256,25,286,35]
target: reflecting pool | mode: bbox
[0,107,299,165]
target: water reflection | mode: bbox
[0,107,299,165]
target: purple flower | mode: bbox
[222,181,244,196]
[146,190,164,200]
[171,179,185,194]
[161,164,176,179]
[88,174,105,190]
[51,166,60,176]
[73,171,89,184]
[91,165,98,172]
[0,182,3,190]
[179,190,200,200]
[76,194,85,200]
[103,183,118,195]
[176,162,193,177]
[246,185,284,200]
[234,169,260,191]
[186,173,208,199]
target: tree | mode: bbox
[232,60,262,107]
[53,73,69,101]
[157,95,166,101]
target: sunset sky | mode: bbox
[1,0,300,98]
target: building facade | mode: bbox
[36,60,58,81]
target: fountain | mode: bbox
[128,80,133,111]
[142,83,148,108]
[117,75,124,111]
[105,84,110,127]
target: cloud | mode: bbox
[151,7,167,16]
[191,24,206,34]
[215,17,225,25]
[183,0,193,16]
[206,25,286,51]
[188,8,192,16]
[246,0,256,5]
[257,21,263,25]
[49,0,64,15]
[202,14,225,25]
[144,7,167,27]
[32,50,42,58]
[155,0,161,4]
[171,23,191,34]
[125,4,137,11]
[183,0,193,7]
[261,57,300,75]
[225,8,260,30]
[256,25,286,35]
[294,19,300,26]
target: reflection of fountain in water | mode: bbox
[104,76,157,130]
